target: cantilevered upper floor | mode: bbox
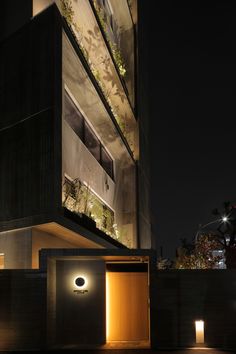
[0,2,141,268]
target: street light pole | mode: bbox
[194,216,229,243]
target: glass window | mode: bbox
[64,92,84,140]
[64,91,114,179]
[84,122,101,162]
[101,147,113,179]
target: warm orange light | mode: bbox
[105,270,149,342]
[195,320,204,344]
[106,272,110,340]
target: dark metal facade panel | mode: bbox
[0,6,62,227]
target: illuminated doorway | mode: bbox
[106,262,149,345]
[48,254,151,349]
[0,254,4,269]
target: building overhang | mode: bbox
[39,246,155,271]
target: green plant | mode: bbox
[109,41,126,77]
[175,235,223,269]
[61,0,74,25]
[63,177,119,239]
[60,0,134,155]
[93,0,126,77]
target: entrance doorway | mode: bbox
[0,254,4,269]
[106,262,149,345]
[48,254,151,349]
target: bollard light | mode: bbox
[195,320,204,344]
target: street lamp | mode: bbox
[194,215,229,243]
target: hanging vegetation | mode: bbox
[62,177,120,241]
[92,0,127,77]
[60,0,134,155]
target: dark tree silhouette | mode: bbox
[211,201,236,269]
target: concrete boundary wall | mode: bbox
[151,269,236,350]
[0,266,236,350]
[0,270,46,351]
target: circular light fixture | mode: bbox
[74,276,87,289]
[222,216,228,222]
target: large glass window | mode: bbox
[64,91,114,179]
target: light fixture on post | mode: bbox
[195,320,204,344]
[194,215,229,243]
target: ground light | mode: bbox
[195,320,204,344]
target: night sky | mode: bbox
[145,1,236,258]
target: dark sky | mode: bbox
[145,1,236,258]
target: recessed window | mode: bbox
[64,91,114,179]
[84,122,101,162]
[64,93,84,140]
[101,146,113,178]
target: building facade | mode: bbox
[0,0,152,270]
[0,0,153,350]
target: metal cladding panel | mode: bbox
[0,6,62,226]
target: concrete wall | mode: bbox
[32,228,78,269]
[62,120,116,209]
[62,36,137,248]
[151,269,236,350]
[0,228,32,269]
[51,259,106,347]
[136,0,152,249]
[0,270,46,351]
[1,260,236,350]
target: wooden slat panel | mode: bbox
[107,271,149,341]
[0,255,4,269]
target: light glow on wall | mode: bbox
[106,272,110,340]
[195,320,204,344]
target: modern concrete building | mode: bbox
[0,0,152,269]
[0,0,153,349]
[1,2,236,351]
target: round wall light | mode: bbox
[74,276,87,289]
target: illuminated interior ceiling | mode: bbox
[33,223,104,248]
[63,32,135,166]
[47,254,149,262]
[58,0,138,159]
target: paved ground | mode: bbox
[46,349,234,353]
[2,349,234,353]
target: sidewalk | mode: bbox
[2,349,233,353]
[48,349,233,354]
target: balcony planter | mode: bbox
[80,213,96,230]
[63,207,96,229]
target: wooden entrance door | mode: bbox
[106,264,149,342]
